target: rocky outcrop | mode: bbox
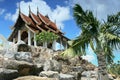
[3,59,43,76]
[0,45,98,80]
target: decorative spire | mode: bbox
[29,5,31,15]
[37,6,39,15]
[45,14,49,19]
[18,2,21,14]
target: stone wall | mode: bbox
[0,44,116,80]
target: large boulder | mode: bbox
[14,76,58,80]
[59,73,75,80]
[14,52,33,62]
[39,71,59,79]
[17,44,31,52]
[3,60,34,69]
[81,77,97,80]
[44,59,62,72]
[3,60,37,75]
[0,68,19,80]
[81,71,98,80]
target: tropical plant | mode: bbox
[62,4,120,80]
[36,31,58,48]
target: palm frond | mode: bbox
[73,4,99,32]
[104,46,114,64]
[62,31,94,57]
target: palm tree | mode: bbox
[62,4,120,80]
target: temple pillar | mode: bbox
[34,33,37,46]
[43,42,47,48]
[52,40,56,50]
[28,30,31,46]
[60,38,62,51]
[18,30,21,42]
[13,38,16,44]
[65,41,68,50]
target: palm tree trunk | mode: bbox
[97,53,109,80]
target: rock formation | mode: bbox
[0,42,111,80]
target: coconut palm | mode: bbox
[62,4,120,80]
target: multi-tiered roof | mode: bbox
[8,7,69,42]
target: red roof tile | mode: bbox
[30,12,42,25]
[20,13,35,27]
[38,13,58,30]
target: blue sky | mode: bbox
[0,0,120,66]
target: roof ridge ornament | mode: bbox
[37,6,39,15]
[18,2,21,14]
[45,14,49,19]
[29,5,31,15]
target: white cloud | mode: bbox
[69,0,120,21]
[0,8,5,15]
[5,0,71,29]
[82,54,95,62]
[51,6,71,29]
[81,46,96,62]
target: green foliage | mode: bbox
[107,61,120,78]
[62,4,120,65]
[0,43,3,47]
[36,31,59,44]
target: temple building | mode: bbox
[8,7,69,50]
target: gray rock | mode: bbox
[71,66,84,73]
[108,74,114,80]
[34,64,43,75]
[59,73,75,80]
[81,77,97,80]
[69,72,81,80]
[3,60,37,76]
[15,52,32,62]
[4,51,16,59]
[44,59,62,72]
[3,60,34,69]
[13,76,59,80]
[39,71,59,79]
[0,68,19,80]
[81,71,90,77]
[43,60,53,71]
[81,71,98,80]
